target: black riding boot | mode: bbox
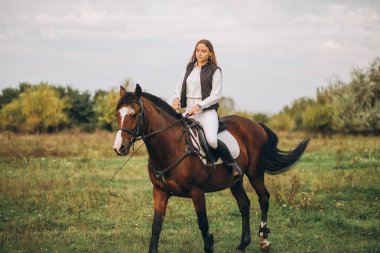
[215,140,243,178]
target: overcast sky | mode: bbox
[1,0,379,113]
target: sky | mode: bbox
[0,0,379,114]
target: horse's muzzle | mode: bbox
[114,143,130,156]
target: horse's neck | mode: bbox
[143,101,184,163]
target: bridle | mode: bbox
[116,98,183,145]
[117,98,147,144]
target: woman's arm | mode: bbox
[173,69,185,99]
[172,69,186,109]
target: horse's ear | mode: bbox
[120,86,127,97]
[135,83,142,99]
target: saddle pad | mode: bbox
[189,129,240,166]
[217,130,240,160]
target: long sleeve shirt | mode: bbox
[173,64,222,110]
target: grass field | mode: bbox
[0,130,379,253]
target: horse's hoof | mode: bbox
[204,247,214,253]
[235,249,245,253]
[260,238,271,252]
[204,234,214,253]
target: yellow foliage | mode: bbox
[94,89,119,130]
[301,103,333,131]
[0,99,24,131]
[0,84,67,132]
[26,115,39,129]
[268,113,295,131]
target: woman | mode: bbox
[172,39,242,178]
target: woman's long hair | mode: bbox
[189,39,218,66]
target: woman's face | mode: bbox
[195,43,212,64]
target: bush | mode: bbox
[302,102,333,132]
[268,112,295,131]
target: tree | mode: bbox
[0,87,20,109]
[329,58,380,134]
[94,89,119,131]
[283,97,314,130]
[252,113,269,123]
[63,87,96,131]
[302,102,333,132]
[0,84,67,132]
[93,80,130,131]
[0,99,24,132]
[0,82,32,109]
[268,112,295,131]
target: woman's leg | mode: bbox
[195,110,243,178]
[196,110,243,178]
[195,110,219,149]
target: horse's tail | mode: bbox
[258,123,310,175]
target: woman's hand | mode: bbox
[186,104,201,117]
[172,98,181,110]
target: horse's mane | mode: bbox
[117,91,182,119]
[142,92,183,119]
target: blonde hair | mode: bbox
[189,39,218,65]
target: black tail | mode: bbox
[258,123,310,175]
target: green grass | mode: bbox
[0,131,379,252]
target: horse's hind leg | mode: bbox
[247,173,271,252]
[230,179,251,252]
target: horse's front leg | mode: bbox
[148,187,169,253]
[230,179,251,252]
[191,187,214,253]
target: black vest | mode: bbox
[180,61,220,111]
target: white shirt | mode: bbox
[173,63,222,110]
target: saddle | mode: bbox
[182,117,240,171]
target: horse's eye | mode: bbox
[131,113,137,118]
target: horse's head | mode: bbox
[113,84,144,156]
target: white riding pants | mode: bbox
[188,109,219,149]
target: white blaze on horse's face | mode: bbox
[113,106,136,154]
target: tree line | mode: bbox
[0,58,379,134]
[0,80,126,133]
[267,57,380,135]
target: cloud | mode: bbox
[0,0,379,112]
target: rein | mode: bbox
[149,142,198,179]
[149,116,200,179]
[117,99,183,144]
[135,119,183,142]
[111,141,145,180]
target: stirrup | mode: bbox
[229,162,243,177]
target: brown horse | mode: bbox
[113,85,309,253]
